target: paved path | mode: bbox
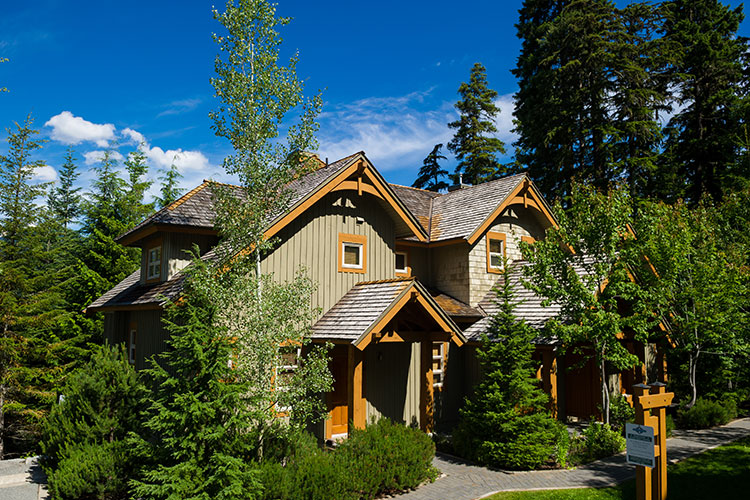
[399,417,750,500]
[0,457,47,500]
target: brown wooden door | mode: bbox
[329,346,349,435]
[564,351,601,419]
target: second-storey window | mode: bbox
[275,346,301,413]
[147,246,161,280]
[486,231,506,273]
[338,233,367,273]
[395,251,408,275]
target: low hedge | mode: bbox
[260,418,437,500]
[569,422,625,465]
[676,398,738,429]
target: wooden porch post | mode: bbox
[420,340,434,432]
[541,349,558,419]
[348,345,366,430]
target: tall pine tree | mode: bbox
[47,148,82,229]
[447,63,506,185]
[155,160,183,209]
[661,0,748,202]
[412,143,448,191]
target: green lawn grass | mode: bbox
[486,436,750,500]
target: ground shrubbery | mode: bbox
[568,423,626,465]
[260,418,437,500]
[40,344,145,500]
[676,398,738,429]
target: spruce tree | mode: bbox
[412,143,448,191]
[447,63,506,185]
[453,259,558,470]
[47,148,82,229]
[123,148,154,226]
[131,261,263,499]
[661,0,748,202]
[41,344,145,499]
[155,160,183,208]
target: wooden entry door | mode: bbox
[564,351,600,419]
[329,346,349,436]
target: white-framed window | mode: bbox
[432,342,445,389]
[129,329,137,365]
[147,246,161,280]
[275,346,301,413]
[342,242,363,269]
[486,231,506,273]
[338,233,367,273]
[395,251,408,274]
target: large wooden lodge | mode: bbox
[88,151,668,440]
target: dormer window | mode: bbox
[338,233,367,274]
[147,246,162,280]
[395,250,408,276]
[486,231,506,273]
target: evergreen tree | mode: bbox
[47,148,82,229]
[0,115,48,255]
[611,2,672,200]
[447,63,506,185]
[453,259,558,470]
[155,159,183,208]
[123,148,154,226]
[131,261,264,500]
[412,143,448,191]
[41,344,145,500]
[0,115,51,458]
[660,0,748,202]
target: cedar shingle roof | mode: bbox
[389,185,439,234]
[116,153,361,244]
[463,260,561,343]
[310,278,465,345]
[86,249,221,311]
[390,174,533,242]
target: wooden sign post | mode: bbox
[629,382,674,500]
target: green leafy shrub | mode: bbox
[569,423,625,465]
[337,418,437,498]
[41,344,145,499]
[46,441,127,500]
[259,419,436,500]
[608,394,635,433]
[665,414,676,437]
[676,398,737,429]
[553,422,571,468]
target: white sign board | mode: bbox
[626,423,655,468]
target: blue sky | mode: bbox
[1,0,749,197]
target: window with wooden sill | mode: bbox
[338,233,367,274]
[486,231,506,273]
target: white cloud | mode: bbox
[121,127,146,145]
[494,93,518,143]
[317,90,454,172]
[44,111,116,147]
[157,98,202,118]
[33,164,58,182]
[84,150,124,165]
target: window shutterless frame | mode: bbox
[146,245,162,280]
[338,233,367,274]
[486,231,506,274]
[395,249,409,276]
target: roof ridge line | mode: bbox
[166,181,211,211]
[389,183,441,195]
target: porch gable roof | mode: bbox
[310,278,466,349]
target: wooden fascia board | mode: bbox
[467,177,558,246]
[118,223,218,247]
[394,237,467,248]
[353,282,466,350]
[86,303,163,314]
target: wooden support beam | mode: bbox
[651,383,668,500]
[541,350,558,419]
[420,341,434,432]
[634,384,653,500]
[347,345,366,430]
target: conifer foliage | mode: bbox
[447,63,506,185]
[41,344,144,500]
[412,143,448,191]
[453,260,558,470]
